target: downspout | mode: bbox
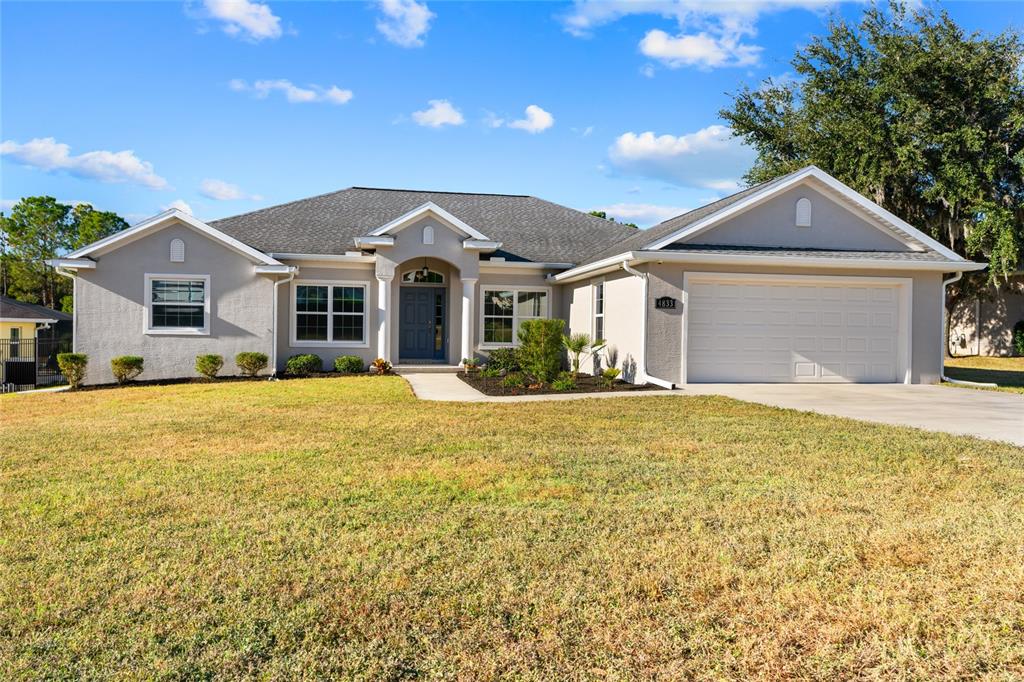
[941,271,995,387]
[621,260,675,389]
[54,267,76,352]
[270,268,297,378]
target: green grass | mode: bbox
[2,377,1023,679]
[945,356,1024,393]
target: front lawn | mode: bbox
[2,378,1023,678]
[945,355,1024,393]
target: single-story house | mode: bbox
[49,166,984,386]
[1,296,72,360]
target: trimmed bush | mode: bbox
[517,318,565,384]
[235,352,268,377]
[370,358,392,375]
[487,347,520,372]
[286,354,322,376]
[479,365,502,378]
[1014,320,1024,356]
[195,354,224,380]
[601,366,622,387]
[110,355,144,385]
[334,355,364,373]
[57,353,88,389]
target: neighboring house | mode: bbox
[948,274,1024,356]
[49,166,983,386]
[0,296,72,360]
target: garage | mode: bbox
[684,273,911,383]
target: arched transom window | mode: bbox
[401,268,445,284]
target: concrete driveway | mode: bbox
[682,383,1024,446]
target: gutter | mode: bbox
[270,267,298,377]
[941,271,996,388]
[620,260,675,390]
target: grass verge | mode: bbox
[945,356,1024,393]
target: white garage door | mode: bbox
[685,273,908,383]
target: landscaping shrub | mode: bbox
[601,366,622,387]
[551,371,577,392]
[517,318,564,384]
[487,347,520,372]
[502,372,525,389]
[370,358,392,375]
[461,357,479,371]
[286,354,322,376]
[335,355,365,373]
[235,352,268,377]
[57,353,88,389]
[562,332,605,377]
[479,365,502,378]
[1014,320,1024,356]
[110,355,144,385]
[195,354,224,380]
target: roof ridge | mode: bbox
[349,186,531,198]
[209,187,356,224]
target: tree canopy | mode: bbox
[720,2,1024,281]
[0,197,128,310]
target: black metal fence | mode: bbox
[0,337,73,392]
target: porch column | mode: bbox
[461,277,477,364]
[376,273,393,361]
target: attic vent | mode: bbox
[423,224,435,245]
[170,238,185,262]
[795,197,812,227]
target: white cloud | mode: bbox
[199,178,262,201]
[561,0,833,69]
[640,63,656,78]
[376,0,434,48]
[412,99,464,128]
[508,105,555,134]
[639,29,760,69]
[483,111,505,128]
[592,202,691,227]
[0,137,168,189]
[201,0,282,41]
[571,125,595,137]
[608,124,755,191]
[163,199,194,214]
[230,79,353,105]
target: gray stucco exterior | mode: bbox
[61,167,981,386]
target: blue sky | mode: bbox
[2,1,1021,227]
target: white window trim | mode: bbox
[144,273,211,336]
[479,285,552,348]
[289,279,370,348]
[592,278,606,342]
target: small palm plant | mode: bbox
[561,332,606,377]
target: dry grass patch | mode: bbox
[2,377,1023,679]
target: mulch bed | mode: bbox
[63,372,381,392]
[458,371,658,397]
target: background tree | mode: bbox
[0,197,128,308]
[720,1,1024,335]
[589,210,639,229]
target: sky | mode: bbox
[2,0,1021,228]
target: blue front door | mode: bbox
[399,287,446,360]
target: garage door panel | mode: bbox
[687,275,903,383]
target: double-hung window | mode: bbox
[145,274,210,334]
[593,281,605,342]
[292,281,368,346]
[481,287,549,346]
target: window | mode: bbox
[401,268,444,284]
[593,281,605,341]
[145,274,209,334]
[795,197,812,227]
[292,281,367,346]
[481,287,549,346]
[9,327,20,357]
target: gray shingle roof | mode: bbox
[659,244,950,261]
[0,296,72,321]
[210,187,640,264]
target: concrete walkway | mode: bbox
[401,372,678,403]
[683,383,1024,446]
[402,373,1023,446]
